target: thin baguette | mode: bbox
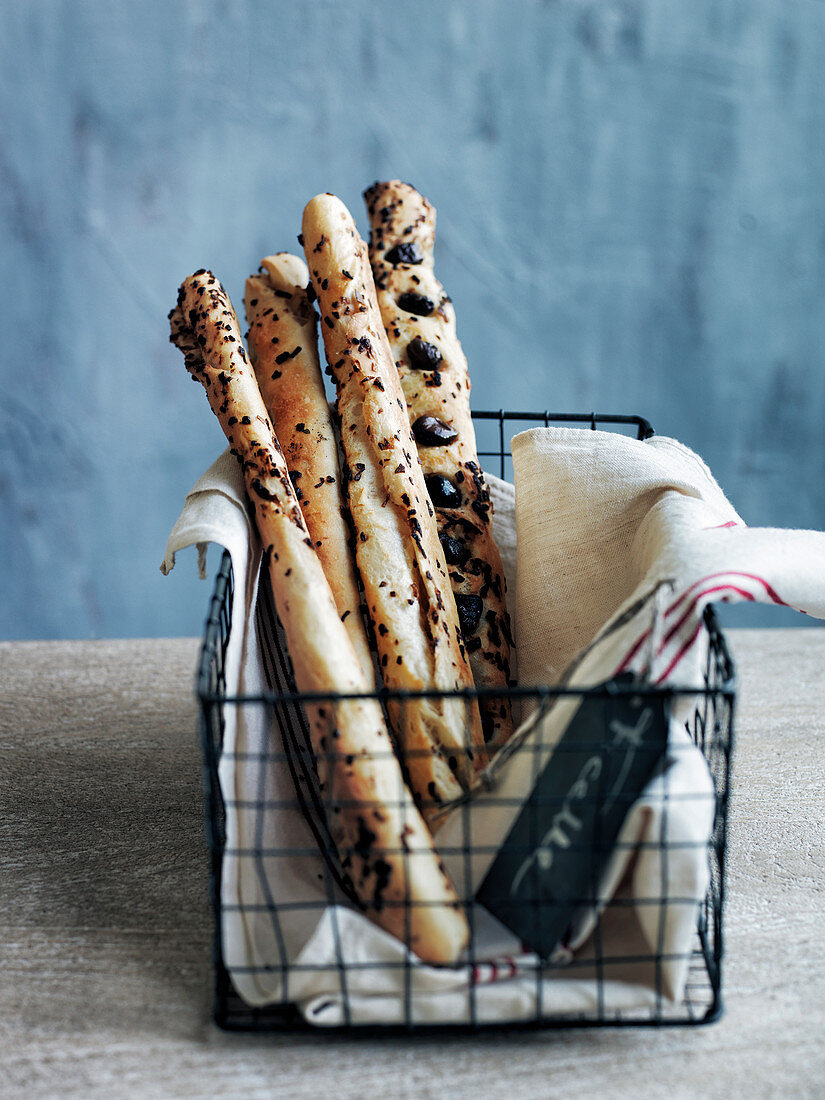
[244,253,374,682]
[364,181,514,752]
[301,195,485,823]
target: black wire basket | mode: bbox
[196,411,736,1031]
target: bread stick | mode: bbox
[364,181,514,753]
[301,195,485,821]
[244,253,374,683]
[170,269,468,964]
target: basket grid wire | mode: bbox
[196,410,735,1031]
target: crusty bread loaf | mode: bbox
[364,181,514,752]
[243,253,374,683]
[170,269,468,964]
[301,195,485,822]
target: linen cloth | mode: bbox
[162,429,824,1025]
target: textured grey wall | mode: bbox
[2,0,823,639]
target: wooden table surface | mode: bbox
[1,631,824,1099]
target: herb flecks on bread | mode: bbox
[302,194,485,823]
[244,253,374,683]
[364,181,514,752]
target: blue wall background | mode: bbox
[2,0,823,639]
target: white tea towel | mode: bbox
[438,428,823,1000]
[162,430,825,1024]
[511,428,824,690]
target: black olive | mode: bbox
[397,291,434,316]
[288,469,303,501]
[455,594,483,636]
[385,242,423,266]
[481,712,496,744]
[425,473,462,508]
[439,534,471,566]
[412,415,458,446]
[250,478,277,502]
[354,817,377,862]
[407,336,442,371]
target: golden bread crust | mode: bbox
[244,253,374,682]
[363,181,514,752]
[301,195,485,821]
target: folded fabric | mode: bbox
[162,429,825,1024]
[512,429,824,688]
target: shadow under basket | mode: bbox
[195,411,736,1032]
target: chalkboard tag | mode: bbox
[476,675,669,959]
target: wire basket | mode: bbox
[196,411,735,1031]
